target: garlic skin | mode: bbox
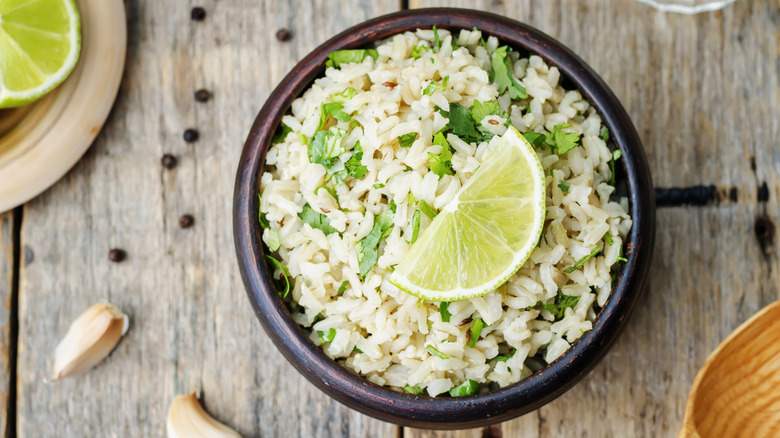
[167,392,242,438]
[53,302,128,380]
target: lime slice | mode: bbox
[0,0,81,108]
[390,127,546,302]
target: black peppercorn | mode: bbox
[190,7,206,21]
[161,154,177,169]
[182,129,199,143]
[108,248,126,263]
[178,214,195,229]
[276,28,292,42]
[194,89,211,102]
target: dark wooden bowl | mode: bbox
[234,8,655,429]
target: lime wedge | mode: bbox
[390,127,546,302]
[0,0,81,108]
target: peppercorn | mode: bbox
[190,7,206,21]
[276,28,292,42]
[161,154,177,169]
[178,214,195,229]
[108,249,126,263]
[182,129,199,143]
[194,89,211,102]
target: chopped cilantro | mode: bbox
[610,149,623,186]
[353,346,363,354]
[535,290,581,320]
[411,43,429,59]
[449,379,478,397]
[331,87,357,104]
[604,233,614,246]
[309,127,346,168]
[299,204,337,235]
[404,384,424,395]
[408,210,421,244]
[558,180,570,192]
[267,229,281,251]
[491,46,527,99]
[447,103,482,142]
[523,124,580,155]
[439,302,451,322]
[320,102,351,129]
[469,100,502,124]
[495,348,516,362]
[419,200,438,219]
[467,318,486,348]
[564,246,602,274]
[601,127,610,142]
[432,25,442,51]
[398,132,418,148]
[337,280,349,295]
[344,142,368,179]
[422,76,449,95]
[373,183,385,189]
[355,209,395,277]
[426,344,448,359]
[271,123,292,145]
[317,328,336,343]
[265,255,291,298]
[325,49,379,68]
[428,132,454,178]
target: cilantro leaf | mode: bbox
[601,127,610,142]
[373,183,385,189]
[552,124,580,154]
[523,132,546,148]
[449,379,478,397]
[320,102,350,129]
[467,318,486,348]
[337,280,349,295]
[491,46,527,99]
[411,43,429,59]
[564,246,602,274]
[428,132,454,178]
[610,149,623,186]
[355,209,395,277]
[267,229,281,251]
[426,344,448,359]
[469,100,501,124]
[298,204,337,235]
[265,255,291,298]
[447,103,482,142]
[398,132,418,148]
[404,384,424,395]
[309,127,347,168]
[604,233,614,246]
[408,209,421,244]
[495,348,516,362]
[271,123,292,145]
[439,302,451,322]
[325,49,379,68]
[353,346,363,354]
[558,180,570,192]
[344,142,367,179]
[423,76,449,96]
[331,87,357,104]
[418,200,438,219]
[317,328,336,343]
[432,25,442,51]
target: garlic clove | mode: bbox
[167,392,242,438]
[53,302,128,380]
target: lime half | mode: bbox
[390,127,546,302]
[0,0,81,108]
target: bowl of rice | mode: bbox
[234,8,655,429]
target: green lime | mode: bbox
[390,127,546,301]
[0,0,81,108]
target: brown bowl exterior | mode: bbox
[234,8,655,429]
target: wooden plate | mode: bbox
[0,0,126,213]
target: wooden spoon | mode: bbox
[679,300,780,437]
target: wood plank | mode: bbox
[405,0,780,436]
[0,211,13,436]
[16,1,400,437]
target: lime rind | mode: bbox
[390,127,546,302]
[0,0,81,108]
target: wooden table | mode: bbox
[0,0,777,436]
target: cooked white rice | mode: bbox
[260,28,632,396]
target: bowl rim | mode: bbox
[234,7,655,430]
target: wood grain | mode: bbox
[406,0,780,437]
[15,1,400,437]
[0,211,13,436]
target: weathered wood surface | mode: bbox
[0,212,13,436]
[3,0,779,437]
[15,1,399,437]
[404,0,780,437]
